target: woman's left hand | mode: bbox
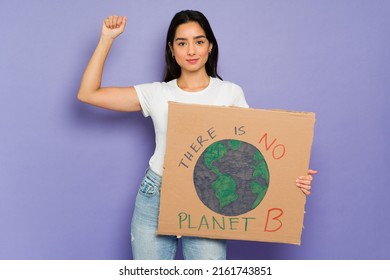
[296,169,318,196]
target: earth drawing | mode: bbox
[193,139,270,216]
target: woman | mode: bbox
[78,10,317,260]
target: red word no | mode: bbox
[258,133,286,160]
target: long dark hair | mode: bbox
[163,10,222,82]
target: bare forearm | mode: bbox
[77,37,114,101]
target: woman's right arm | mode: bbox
[77,15,141,112]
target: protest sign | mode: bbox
[157,102,315,245]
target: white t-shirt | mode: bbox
[135,77,249,175]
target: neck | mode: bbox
[177,71,211,92]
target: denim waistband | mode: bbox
[145,167,162,184]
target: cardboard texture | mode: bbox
[157,102,316,245]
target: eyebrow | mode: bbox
[175,35,207,41]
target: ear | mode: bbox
[209,43,213,54]
[168,42,174,55]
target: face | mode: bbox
[170,21,213,75]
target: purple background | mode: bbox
[1,0,389,260]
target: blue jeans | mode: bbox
[131,168,227,260]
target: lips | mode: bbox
[186,58,199,64]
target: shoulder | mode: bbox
[212,78,249,108]
[212,78,243,93]
[135,81,177,117]
[134,80,176,95]
[134,81,163,92]
[211,78,245,99]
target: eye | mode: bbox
[177,41,186,47]
[196,40,205,45]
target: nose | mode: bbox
[187,43,195,56]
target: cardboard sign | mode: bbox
[157,102,315,245]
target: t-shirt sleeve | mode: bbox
[134,82,161,117]
[232,84,250,108]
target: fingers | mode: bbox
[299,187,311,196]
[308,169,318,175]
[296,179,312,190]
[104,15,126,29]
[296,180,312,196]
[296,176,312,186]
[295,168,318,196]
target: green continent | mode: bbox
[251,150,269,209]
[203,141,238,210]
[204,142,227,172]
[250,181,268,209]
[228,140,242,150]
[212,174,238,210]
